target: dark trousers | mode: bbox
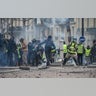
[63,53,67,59]
[50,53,55,63]
[27,52,32,64]
[31,51,40,66]
[8,52,16,66]
[77,54,83,65]
[90,55,96,63]
[35,54,42,66]
[63,53,78,65]
[0,51,8,66]
[63,56,78,65]
[18,57,22,66]
[45,51,51,66]
[31,54,36,66]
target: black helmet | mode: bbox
[20,38,24,43]
[63,41,65,44]
[93,40,96,44]
[37,40,40,43]
[48,35,52,39]
[28,42,31,44]
[87,45,90,49]
[32,39,36,43]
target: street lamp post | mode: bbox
[11,18,14,37]
[82,18,84,36]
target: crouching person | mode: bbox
[85,45,91,65]
[36,44,44,66]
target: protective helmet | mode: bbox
[93,40,96,44]
[63,41,65,44]
[32,39,36,43]
[17,43,21,47]
[48,35,52,39]
[36,40,40,44]
[20,38,24,43]
[87,45,90,49]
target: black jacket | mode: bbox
[91,44,96,56]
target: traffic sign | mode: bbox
[79,36,85,42]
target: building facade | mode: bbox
[69,18,96,47]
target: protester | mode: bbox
[90,40,96,63]
[35,40,44,66]
[31,39,37,66]
[45,36,56,66]
[39,35,56,66]
[27,42,33,65]
[16,43,23,66]
[7,37,17,66]
[77,41,85,66]
[62,41,78,66]
[20,38,27,65]
[85,45,91,65]
[63,41,67,60]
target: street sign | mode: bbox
[79,36,85,42]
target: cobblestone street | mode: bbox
[0,65,96,78]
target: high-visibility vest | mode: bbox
[85,49,91,56]
[68,45,76,54]
[17,46,21,58]
[63,44,67,53]
[51,49,56,53]
[77,44,84,54]
[42,53,46,59]
[51,46,56,53]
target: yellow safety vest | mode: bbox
[17,46,21,58]
[42,53,46,59]
[85,49,91,56]
[68,45,76,54]
[63,44,67,53]
[51,49,56,53]
[77,44,84,54]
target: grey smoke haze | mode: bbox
[13,18,68,44]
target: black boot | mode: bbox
[62,58,68,66]
[73,57,78,65]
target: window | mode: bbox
[78,18,80,29]
[94,18,96,28]
[87,18,89,28]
